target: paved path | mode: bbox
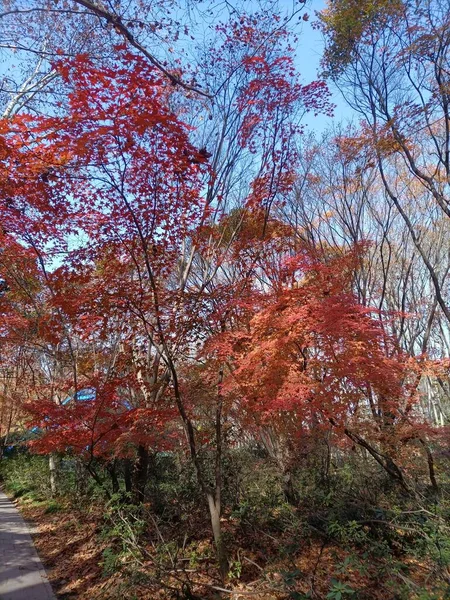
[0,490,56,600]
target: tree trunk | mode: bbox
[132,445,149,504]
[169,359,229,579]
[259,427,298,504]
[124,459,132,494]
[49,454,58,496]
[75,457,87,498]
[107,460,119,494]
[206,492,228,581]
[419,439,439,494]
[282,470,298,505]
[343,426,409,492]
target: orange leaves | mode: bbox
[212,247,407,437]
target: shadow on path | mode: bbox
[0,491,56,600]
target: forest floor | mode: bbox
[9,497,108,600]
[6,492,436,600]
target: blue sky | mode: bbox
[0,0,353,134]
[293,0,355,133]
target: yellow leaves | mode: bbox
[320,0,404,73]
[337,124,404,163]
[373,132,404,158]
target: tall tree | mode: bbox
[320,0,450,325]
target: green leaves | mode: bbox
[326,579,355,600]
